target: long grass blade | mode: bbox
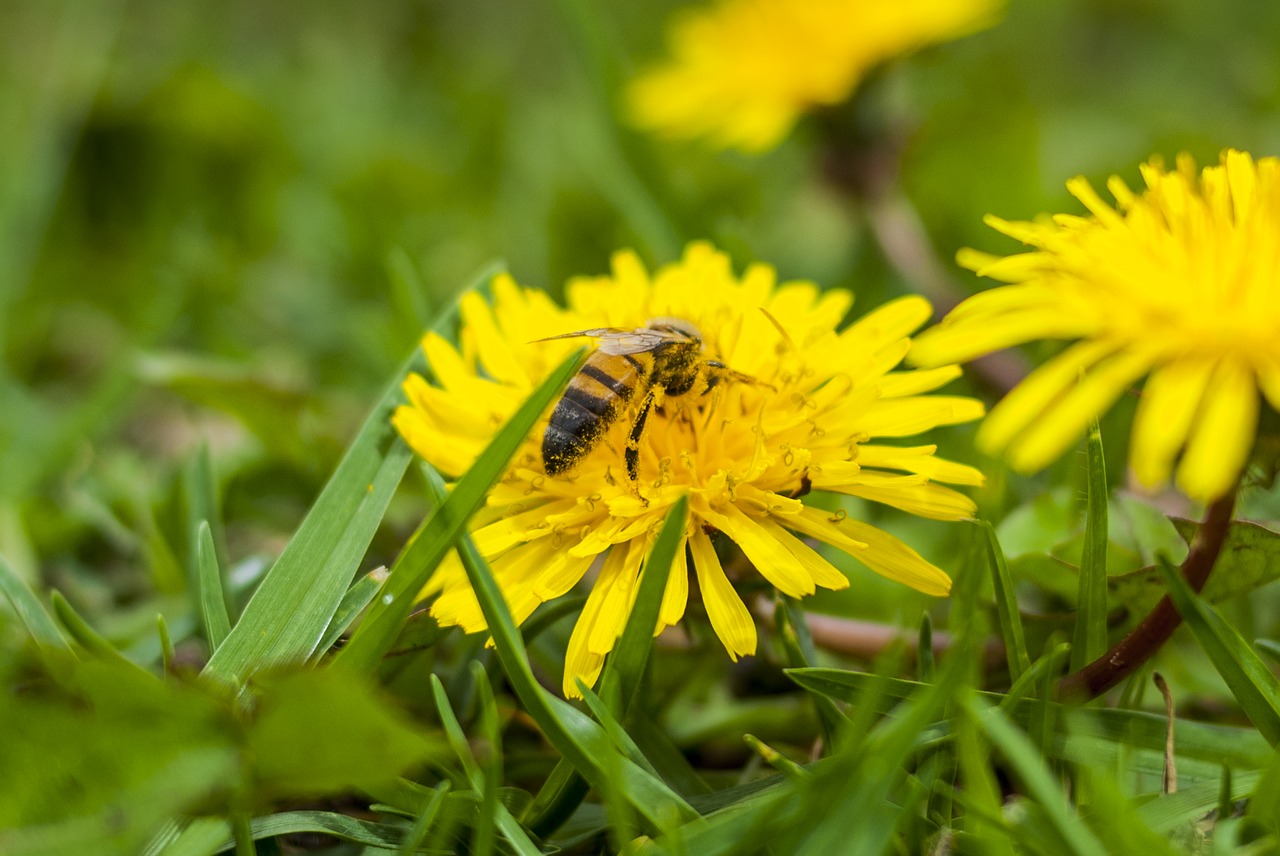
[964,695,1107,855]
[0,553,70,651]
[429,676,545,856]
[194,521,231,651]
[1159,556,1280,746]
[980,520,1031,680]
[1072,421,1109,671]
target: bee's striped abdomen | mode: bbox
[542,352,648,475]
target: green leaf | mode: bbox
[980,521,1030,681]
[1136,769,1259,833]
[194,521,231,652]
[244,669,441,803]
[0,553,70,652]
[332,347,585,674]
[1111,518,1280,617]
[1158,556,1280,746]
[1073,421,1108,671]
[0,657,239,855]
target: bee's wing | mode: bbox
[531,327,677,356]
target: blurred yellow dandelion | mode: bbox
[394,243,984,697]
[911,149,1280,503]
[627,0,1004,153]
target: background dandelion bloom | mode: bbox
[627,0,1003,153]
[394,243,983,696]
[911,150,1280,503]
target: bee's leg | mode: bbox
[625,391,654,481]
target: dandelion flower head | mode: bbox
[911,150,1280,502]
[627,0,1004,153]
[394,243,984,697]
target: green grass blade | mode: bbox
[1072,421,1109,671]
[194,521,231,651]
[980,520,1031,680]
[182,442,228,583]
[396,782,452,856]
[157,614,174,674]
[964,694,1107,855]
[202,382,415,684]
[954,710,1016,856]
[448,501,699,830]
[471,662,501,856]
[51,591,146,671]
[1159,556,1280,746]
[597,497,685,713]
[539,488,684,840]
[0,553,71,651]
[429,676,544,856]
[774,597,847,752]
[313,567,387,658]
[787,666,1270,775]
[332,348,585,674]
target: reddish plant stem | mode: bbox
[1056,487,1238,702]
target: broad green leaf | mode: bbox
[1159,557,1280,746]
[1136,769,1259,833]
[0,657,238,855]
[194,521,230,651]
[244,669,442,803]
[0,553,70,652]
[980,520,1031,681]
[1073,421,1108,671]
[332,348,585,674]
[1111,519,1280,617]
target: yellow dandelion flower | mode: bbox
[394,242,984,697]
[911,149,1280,503]
[627,0,1003,153]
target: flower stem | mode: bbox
[1056,486,1238,702]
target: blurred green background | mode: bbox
[4,0,1280,650]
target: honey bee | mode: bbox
[538,318,739,480]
